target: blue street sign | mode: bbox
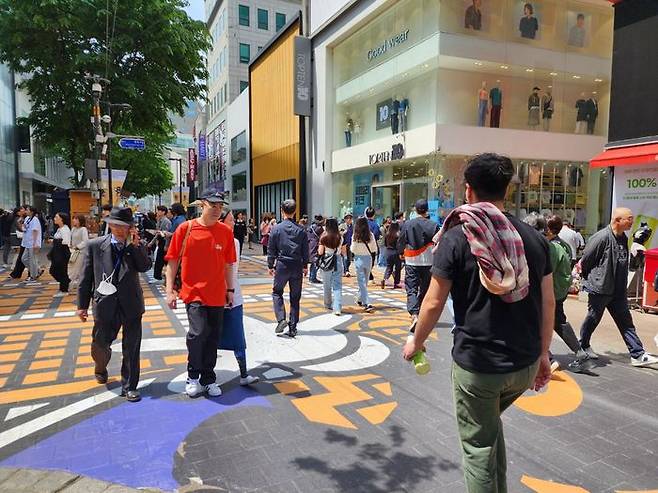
[118,138,145,151]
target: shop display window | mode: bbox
[437,65,609,136]
[440,0,612,58]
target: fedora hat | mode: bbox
[104,207,135,227]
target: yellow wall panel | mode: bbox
[250,21,301,196]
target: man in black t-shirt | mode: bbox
[403,153,554,493]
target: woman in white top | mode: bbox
[69,215,89,285]
[350,217,377,313]
[218,209,259,385]
[49,212,72,296]
[317,218,346,316]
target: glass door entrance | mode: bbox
[372,182,402,219]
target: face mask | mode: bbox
[96,272,117,296]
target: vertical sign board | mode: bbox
[293,36,312,117]
[188,148,197,183]
[198,134,207,162]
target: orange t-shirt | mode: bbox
[165,219,237,306]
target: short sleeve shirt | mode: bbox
[165,219,237,306]
[21,217,42,248]
[431,214,552,374]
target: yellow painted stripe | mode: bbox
[3,334,32,342]
[0,363,15,374]
[163,354,187,365]
[153,329,176,336]
[29,359,62,371]
[44,330,71,338]
[0,353,21,362]
[39,339,68,349]
[23,371,59,385]
[0,342,28,352]
[0,378,105,404]
[34,348,65,359]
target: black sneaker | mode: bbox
[356,300,364,307]
[567,358,591,373]
[287,326,297,338]
[364,304,374,313]
[275,320,288,334]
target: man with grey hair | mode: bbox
[268,199,309,338]
[579,207,658,367]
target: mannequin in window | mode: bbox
[399,97,410,132]
[541,89,554,131]
[391,97,400,134]
[354,120,361,144]
[477,81,488,127]
[585,95,598,134]
[519,3,539,39]
[528,86,540,129]
[489,84,502,128]
[575,93,588,134]
[344,116,354,147]
[464,0,482,30]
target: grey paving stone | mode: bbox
[0,468,48,490]
[0,468,18,484]
[59,476,114,493]
[30,470,80,492]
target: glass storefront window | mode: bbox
[439,0,613,59]
[231,131,247,166]
[232,172,247,202]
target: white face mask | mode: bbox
[96,272,117,296]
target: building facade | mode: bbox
[310,0,614,236]
[0,64,17,210]
[226,88,250,216]
[202,0,301,194]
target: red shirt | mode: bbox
[165,219,237,306]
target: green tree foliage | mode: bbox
[0,0,210,196]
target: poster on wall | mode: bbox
[612,164,658,249]
[517,1,540,40]
[353,171,382,218]
[567,11,590,48]
[376,99,393,131]
[464,0,483,31]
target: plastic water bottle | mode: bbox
[407,334,430,375]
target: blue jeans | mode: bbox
[321,256,343,312]
[477,99,488,127]
[354,255,372,306]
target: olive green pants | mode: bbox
[452,360,539,493]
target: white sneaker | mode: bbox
[550,360,561,373]
[205,382,222,396]
[334,311,342,316]
[53,291,68,297]
[185,378,204,397]
[583,347,599,359]
[240,375,260,386]
[631,353,658,367]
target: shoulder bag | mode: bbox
[173,220,194,292]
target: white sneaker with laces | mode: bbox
[240,375,260,386]
[631,353,658,367]
[185,378,204,397]
[583,347,599,359]
[205,382,222,396]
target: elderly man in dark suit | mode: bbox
[77,207,152,402]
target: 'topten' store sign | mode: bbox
[367,29,410,61]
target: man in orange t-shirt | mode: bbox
[165,189,236,398]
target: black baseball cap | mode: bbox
[415,199,429,214]
[199,188,229,204]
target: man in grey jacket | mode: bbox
[579,207,658,367]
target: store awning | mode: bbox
[590,143,658,168]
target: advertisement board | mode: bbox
[612,164,658,249]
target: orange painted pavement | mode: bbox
[521,475,589,492]
[356,402,398,425]
[0,378,113,405]
[515,371,583,417]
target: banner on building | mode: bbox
[293,36,312,117]
[198,133,207,162]
[100,169,128,206]
[612,164,658,249]
[188,148,197,182]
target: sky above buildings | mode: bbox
[184,0,204,21]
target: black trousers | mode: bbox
[273,262,303,328]
[91,308,142,391]
[49,254,70,292]
[186,302,223,385]
[369,247,378,281]
[10,246,25,279]
[405,265,432,316]
[579,292,645,358]
[554,297,580,354]
[383,252,402,286]
[153,239,166,280]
